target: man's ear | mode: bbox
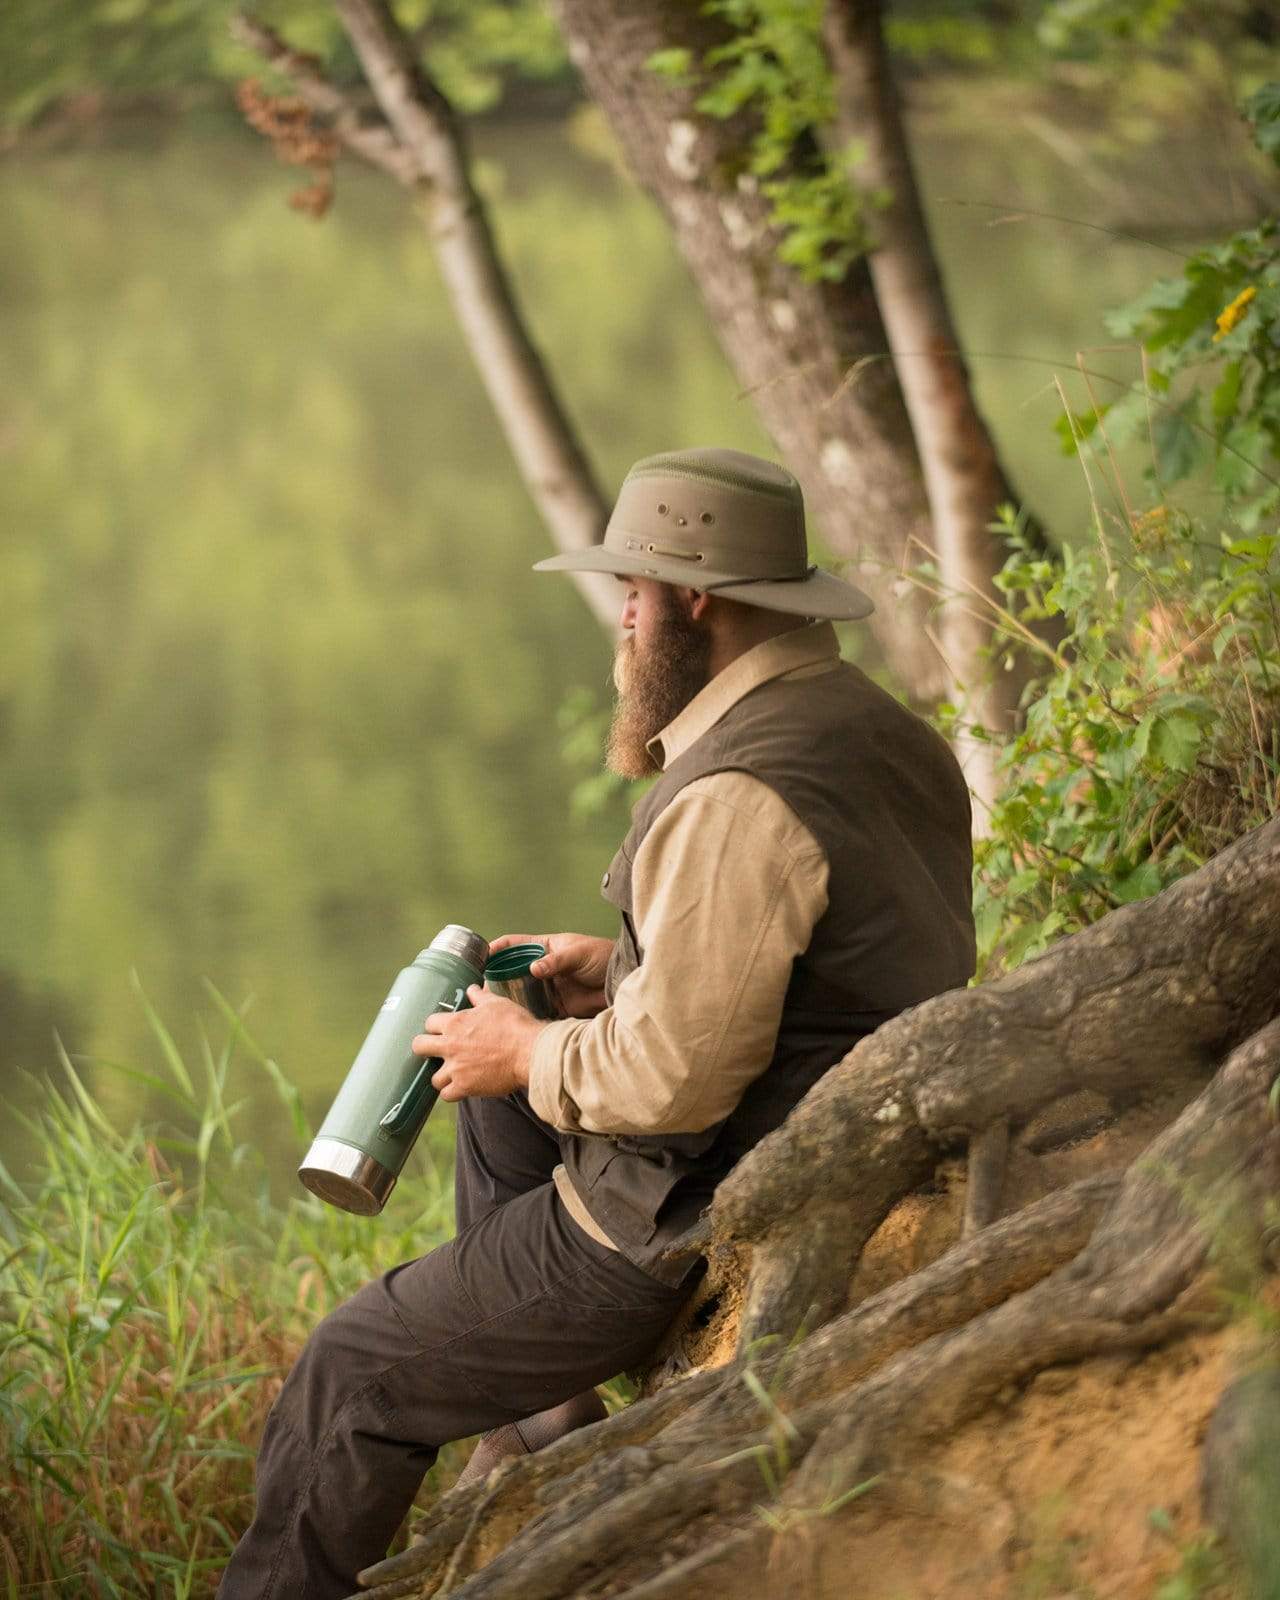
[688,588,713,622]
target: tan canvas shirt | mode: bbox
[528,623,843,1250]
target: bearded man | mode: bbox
[220,448,976,1599]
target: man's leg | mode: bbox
[219,1180,696,1600]
[452,1089,612,1476]
[452,1087,562,1231]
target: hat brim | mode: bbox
[532,547,875,621]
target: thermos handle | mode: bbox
[378,986,467,1136]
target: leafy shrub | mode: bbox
[963,83,1280,979]
[1057,83,1280,527]
[958,508,1279,978]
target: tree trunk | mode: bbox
[232,8,619,634]
[549,0,949,709]
[824,0,1029,809]
[353,818,1280,1600]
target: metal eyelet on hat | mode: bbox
[647,543,705,562]
[656,502,669,515]
[700,511,715,525]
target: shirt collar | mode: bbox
[646,621,841,770]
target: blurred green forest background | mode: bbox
[1,0,1275,1191]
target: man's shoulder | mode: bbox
[671,770,827,859]
[712,657,943,754]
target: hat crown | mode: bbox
[605,447,807,582]
[625,446,802,502]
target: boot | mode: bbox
[452,1388,608,1489]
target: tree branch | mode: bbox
[963,1117,1008,1237]
[229,15,417,184]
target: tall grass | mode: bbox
[0,986,456,1597]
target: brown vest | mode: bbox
[560,660,976,1285]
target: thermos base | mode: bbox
[298,1137,397,1216]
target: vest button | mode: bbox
[601,871,611,888]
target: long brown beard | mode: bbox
[605,595,712,779]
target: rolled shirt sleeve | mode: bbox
[527,770,829,1137]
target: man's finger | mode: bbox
[430,1061,453,1091]
[487,932,540,954]
[466,982,498,1005]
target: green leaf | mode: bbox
[1112,861,1163,904]
[132,970,195,1097]
[1104,272,1195,340]
[644,47,695,84]
[1215,418,1272,497]
[1243,81,1280,164]
[1148,1504,1176,1538]
[1054,405,1108,457]
[1211,360,1242,429]
[1131,712,1156,761]
[1099,740,1140,784]
[1109,258,1237,353]
[974,897,1006,955]
[1148,712,1202,773]
[1152,400,1204,484]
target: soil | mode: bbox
[663,1094,1261,1598]
[663,1085,1200,1386]
[849,1086,1199,1309]
[793,1317,1241,1599]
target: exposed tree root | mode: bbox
[719,815,1280,1343]
[963,1117,1009,1237]
[351,821,1280,1598]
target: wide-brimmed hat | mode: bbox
[532,447,875,620]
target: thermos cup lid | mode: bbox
[483,943,547,981]
[484,944,564,1020]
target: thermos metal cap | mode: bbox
[298,1137,397,1215]
[426,924,489,974]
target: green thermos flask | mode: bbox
[298,924,489,1215]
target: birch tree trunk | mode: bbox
[824,0,1026,808]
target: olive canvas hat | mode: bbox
[532,447,875,621]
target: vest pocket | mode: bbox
[586,1153,660,1247]
[567,1133,617,1188]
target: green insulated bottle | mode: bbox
[298,925,489,1215]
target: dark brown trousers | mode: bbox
[218,1093,699,1600]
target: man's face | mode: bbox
[605,576,712,779]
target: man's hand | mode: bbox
[412,985,543,1103]
[488,932,615,1019]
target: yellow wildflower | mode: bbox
[1213,284,1257,341]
